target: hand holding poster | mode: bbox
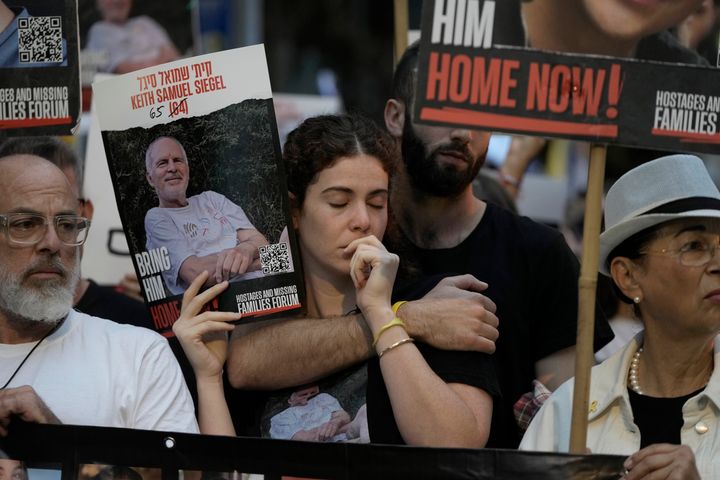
[416,0,720,153]
[93,45,305,336]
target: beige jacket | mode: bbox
[520,333,720,479]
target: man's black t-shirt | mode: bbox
[75,279,154,329]
[396,203,613,448]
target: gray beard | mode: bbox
[0,254,79,324]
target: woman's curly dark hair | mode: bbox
[282,113,398,207]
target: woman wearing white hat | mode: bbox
[521,154,720,479]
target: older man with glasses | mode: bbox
[0,136,159,331]
[0,153,198,435]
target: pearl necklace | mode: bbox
[629,347,644,395]
[629,346,715,397]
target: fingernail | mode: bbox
[623,458,632,469]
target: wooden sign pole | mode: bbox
[393,0,409,65]
[568,143,606,453]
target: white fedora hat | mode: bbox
[599,154,720,275]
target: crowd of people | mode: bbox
[2,3,720,479]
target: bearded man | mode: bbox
[378,42,614,447]
[0,154,197,435]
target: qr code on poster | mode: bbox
[18,16,63,63]
[259,242,292,274]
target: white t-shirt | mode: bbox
[0,310,199,433]
[145,191,263,295]
[594,315,644,363]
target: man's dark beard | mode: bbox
[401,117,484,197]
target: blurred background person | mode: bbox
[84,0,179,74]
[559,192,644,364]
[497,0,708,64]
[675,0,720,65]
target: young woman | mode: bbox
[174,114,497,446]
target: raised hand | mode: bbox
[173,271,242,381]
[0,385,60,436]
[346,235,399,323]
[400,274,499,353]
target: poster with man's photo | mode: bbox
[93,45,305,336]
[415,0,720,154]
[0,0,80,135]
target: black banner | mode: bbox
[0,0,80,135]
[1,423,626,480]
[416,0,720,154]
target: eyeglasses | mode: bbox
[640,233,720,267]
[0,213,91,246]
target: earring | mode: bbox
[633,296,641,304]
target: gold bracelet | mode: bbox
[391,300,408,314]
[372,316,406,347]
[378,337,414,358]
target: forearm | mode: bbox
[291,429,318,441]
[535,346,576,391]
[235,242,262,271]
[397,299,490,350]
[376,327,490,447]
[499,135,546,198]
[367,307,490,448]
[178,256,218,287]
[160,44,180,60]
[236,230,269,257]
[393,300,430,340]
[233,230,269,272]
[179,250,260,287]
[196,377,235,436]
[330,410,351,426]
[227,315,373,390]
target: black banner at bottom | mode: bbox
[0,422,625,479]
